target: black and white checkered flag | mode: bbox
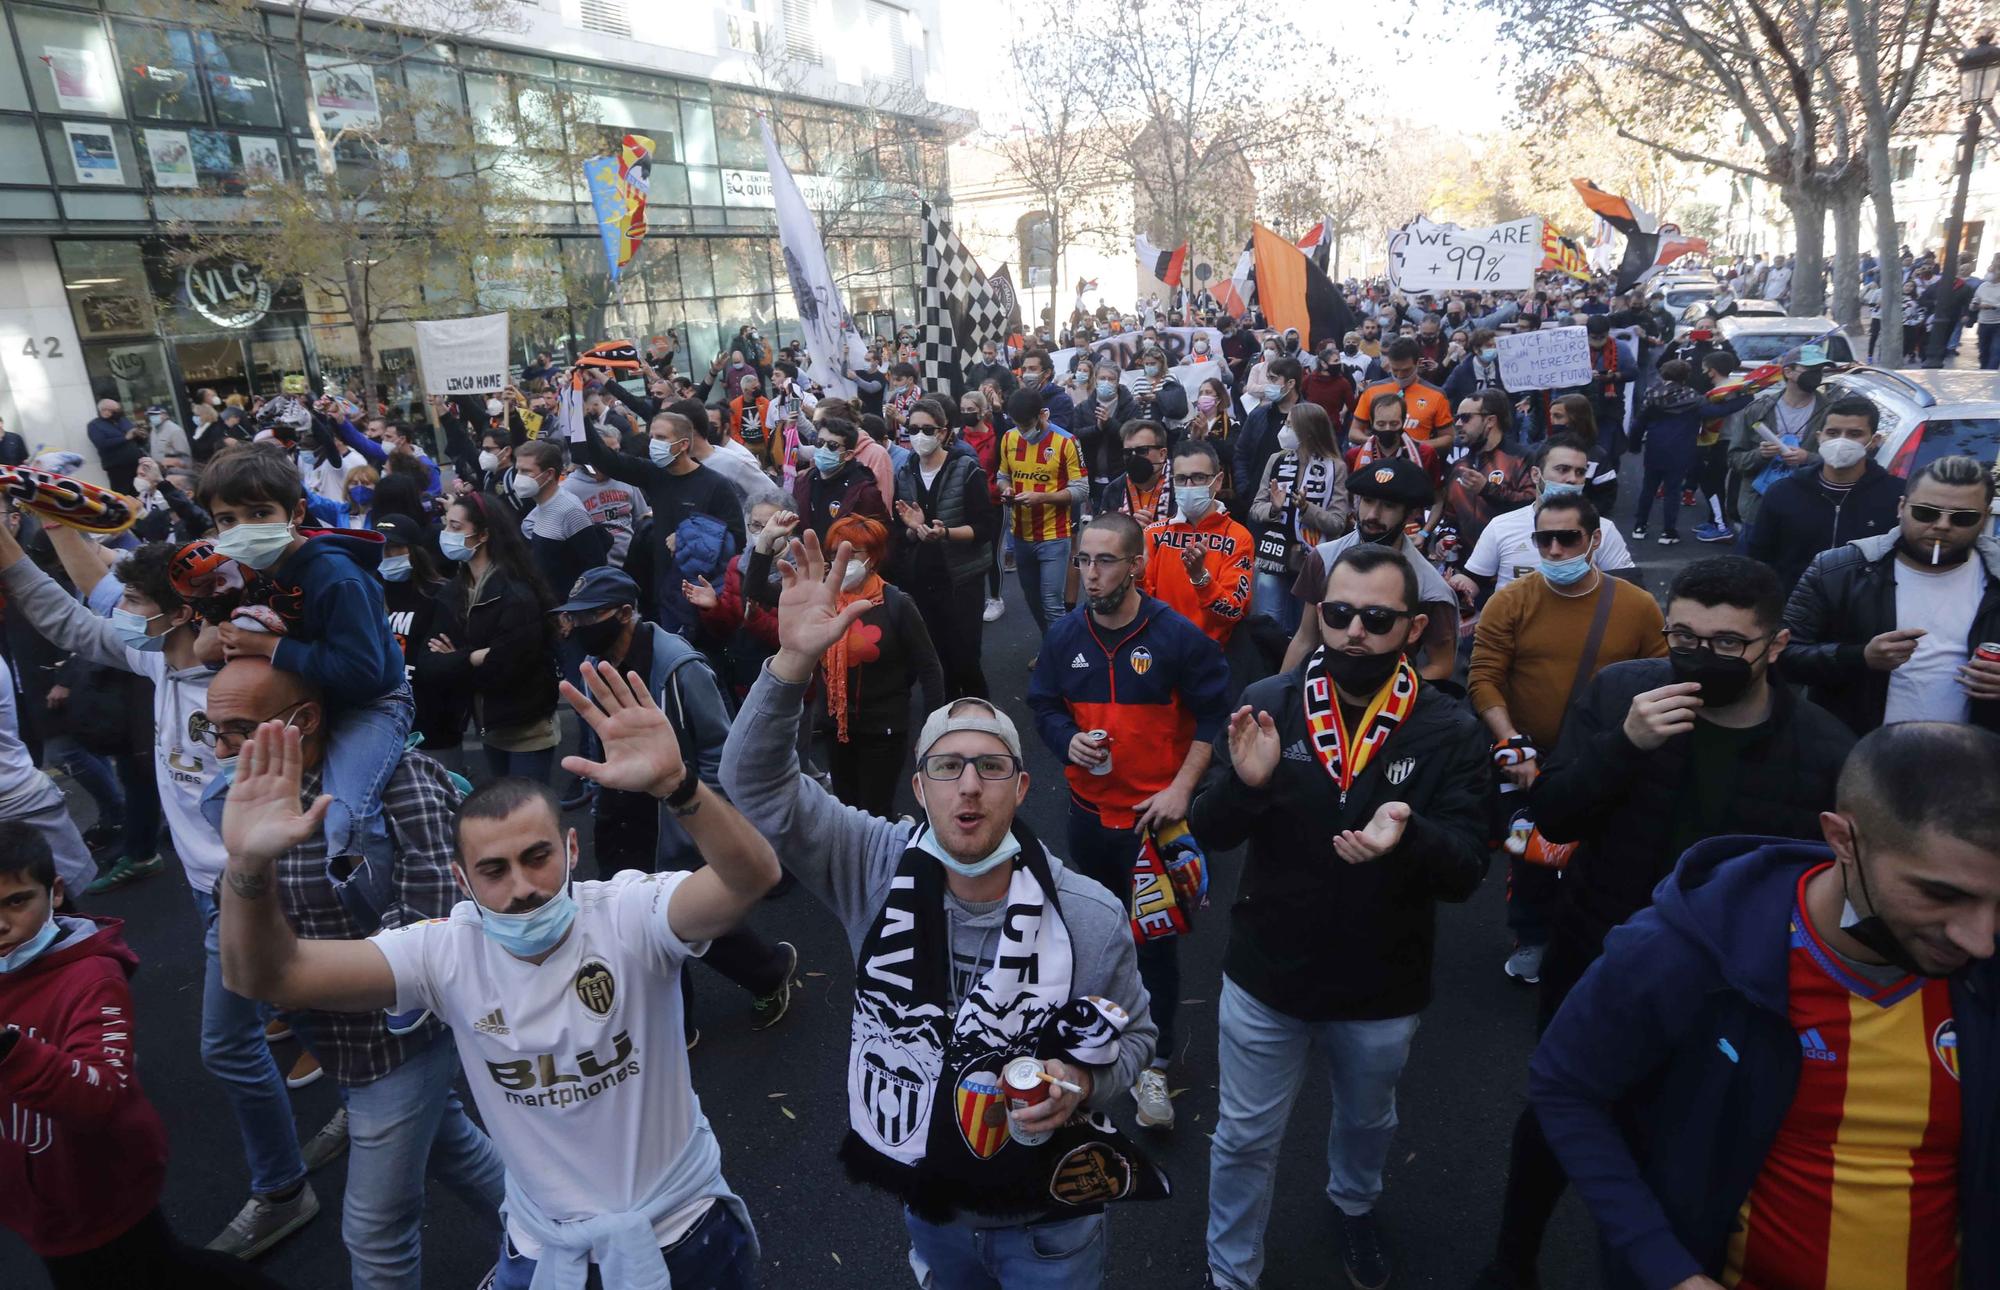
[921,201,1009,396]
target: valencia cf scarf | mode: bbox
[577,339,643,371]
[841,822,1170,1220]
[1302,649,1420,795]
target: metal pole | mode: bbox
[1925,107,1983,367]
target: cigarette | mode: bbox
[1933,540,1942,566]
[1038,1071,1085,1095]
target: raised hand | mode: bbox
[682,576,719,609]
[221,722,331,868]
[558,661,687,799]
[1226,705,1281,789]
[1333,801,1410,864]
[771,531,872,682]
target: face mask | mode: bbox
[348,485,374,509]
[571,612,626,658]
[1669,646,1758,707]
[1194,344,1209,355]
[912,799,1023,878]
[440,530,478,562]
[1149,365,1166,379]
[1819,436,1868,470]
[1343,344,1358,356]
[1019,370,1042,389]
[1086,572,1134,616]
[840,559,871,592]
[911,432,941,457]
[1540,479,1583,501]
[1175,485,1213,521]
[0,911,59,974]
[474,878,578,959]
[1480,347,1498,361]
[112,607,167,651]
[1795,369,1823,392]
[814,446,843,476]
[1095,380,1117,401]
[148,412,164,426]
[1278,426,1300,453]
[486,399,506,419]
[1196,394,1217,413]
[1539,552,1594,586]
[214,522,295,571]
[509,473,542,500]
[380,555,412,583]
[1264,383,1285,402]
[1021,421,1048,443]
[1322,646,1404,694]
[478,450,501,473]
[1124,451,1157,483]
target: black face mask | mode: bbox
[1343,344,1359,356]
[1323,646,1404,694]
[1795,368,1823,392]
[1668,646,1759,708]
[1839,822,1934,977]
[1124,451,1158,484]
[571,613,627,660]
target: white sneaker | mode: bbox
[983,596,1005,622]
[1132,1067,1175,1129]
[1504,943,1545,985]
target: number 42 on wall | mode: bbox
[20,337,64,359]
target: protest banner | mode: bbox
[1388,216,1541,293]
[1495,325,1591,392]
[414,312,510,397]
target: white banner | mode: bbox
[759,118,866,399]
[414,312,510,397]
[1495,325,1591,392]
[1056,327,1226,371]
[1388,216,1542,294]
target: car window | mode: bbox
[1886,417,2000,491]
[1731,334,1816,361]
[1665,288,1712,309]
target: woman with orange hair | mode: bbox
[818,514,944,815]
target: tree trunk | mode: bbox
[1830,181,1863,331]
[1332,234,1344,280]
[1784,188,1828,318]
[344,259,379,413]
[1864,137,1904,368]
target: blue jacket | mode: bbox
[1530,837,2000,1290]
[269,529,405,703]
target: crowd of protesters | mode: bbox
[3,253,1999,1290]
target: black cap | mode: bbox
[1346,456,1435,507]
[371,513,426,545]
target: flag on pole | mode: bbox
[1214,234,1257,320]
[987,263,1024,332]
[1571,178,1710,294]
[582,134,655,285]
[1297,216,1333,272]
[1250,223,1355,349]
[1135,234,1189,287]
[919,202,1011,395]
[1538,224,1591,281]
[763,114,865,398]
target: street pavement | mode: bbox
[2,448,1709,1290]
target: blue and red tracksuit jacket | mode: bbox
[1027,594,1230,828]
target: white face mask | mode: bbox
[1277,425,1300,453]
[1818,436,1869,470]
[911,432,941,457]
[478,450,500,473]
[840,559,870,591]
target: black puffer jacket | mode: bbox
[1531,658,1856,938]
[1780,531,2000,734]
[413,570,558,735]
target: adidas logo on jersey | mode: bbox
[473,1008,510,1036]
[1282,740,1312,762]
[1070,653,1089,669]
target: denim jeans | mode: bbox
[482,745,556,783]
[491,1200,757,1290]
[1252,569,1301,635]
[904,1210,1105,1290]
[191,888,307,1197]
[320,685,414,872]
[338,1033,505,1290]
[46,735,123,823]
[1014,537,1071,636]
[1067,805,1177,1063]
[1206,977,1420,1290]
[1980,320,2000,370]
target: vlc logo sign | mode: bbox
[183,258,271,329]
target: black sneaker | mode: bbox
[1657,532,1681,547]
[1630,525,1648,541]
[83,822,121,853]
[1338,1210,1389,1290]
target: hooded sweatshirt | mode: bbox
[0,915,169,1257]
[269,527,405,703]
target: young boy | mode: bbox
[195,442,411,930]
[0,822,272,1287]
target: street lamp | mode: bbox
[1926,33,2000,366]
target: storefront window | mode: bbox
[404,60,464,144]
[711,104,760,169]
[200,32,281,129]
[82,339,176,412]
[44,121,138,189]
[679,100,715,168]
[113,21,202,122]
[58,240,160,339]
[16,6,126,117]
[0,120,52,186]
[711,237,772,299]
[676,239,713,298]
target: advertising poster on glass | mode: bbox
[41,47,108,112]
[62,123,125,186]
[305,54,381,131]
[145,129,197,189]
[238,136,284,182]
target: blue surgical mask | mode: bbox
[649,438,679,467]
[380,555,412,582]
[912,802,1023,878]
[473,879,578,958]
[1480,347,1498,361]
[112,607,166,652]
[213,521,296,571]
[0,912,59,973]
[813,446,843,476]
[1175,486,1213,521]
[1539,552,1594,586]
[348,485,374,509]
[440,530,477,562]
[1264,383,1284,402]
[1095,380,1117,401]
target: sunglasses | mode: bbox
[1531,528,1587,550]
[1319,601,1412,635]
[1906,503,1985,528]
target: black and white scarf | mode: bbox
[841,822,1169,1220]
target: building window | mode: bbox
[781,0,821,66]
[1892,146,1918,182]
[56,240,159,339]
[201,32,282,129]
[15,5,125,117]
[112,22,203,123]
[867,2,915,84]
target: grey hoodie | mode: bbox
[719,665,1155,1120]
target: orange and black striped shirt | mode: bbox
[1000,427,1084,543]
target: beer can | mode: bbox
[1977,642,2000,665]
[1003,1057,1053,1146]
[1087,729,1114,776]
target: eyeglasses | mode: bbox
[1072,554,1136,571]
[1531,528,1588,551]
[1453,412,1480,423]
[1662,628,1767,659]
[191,701,308,749]
[1906,503,1985,528]
[1169,472,1215,487]
[920,752,1020,781]
[1318,601,1412,635]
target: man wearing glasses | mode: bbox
[1139,441,1254,646]
[722,531,1158,1288]
[1472,556,1854,1290]
[1468,490,1666,987]
[1782,454,2000,734]
[1195,543,1489,1290]
[1028,512,1229,1131]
